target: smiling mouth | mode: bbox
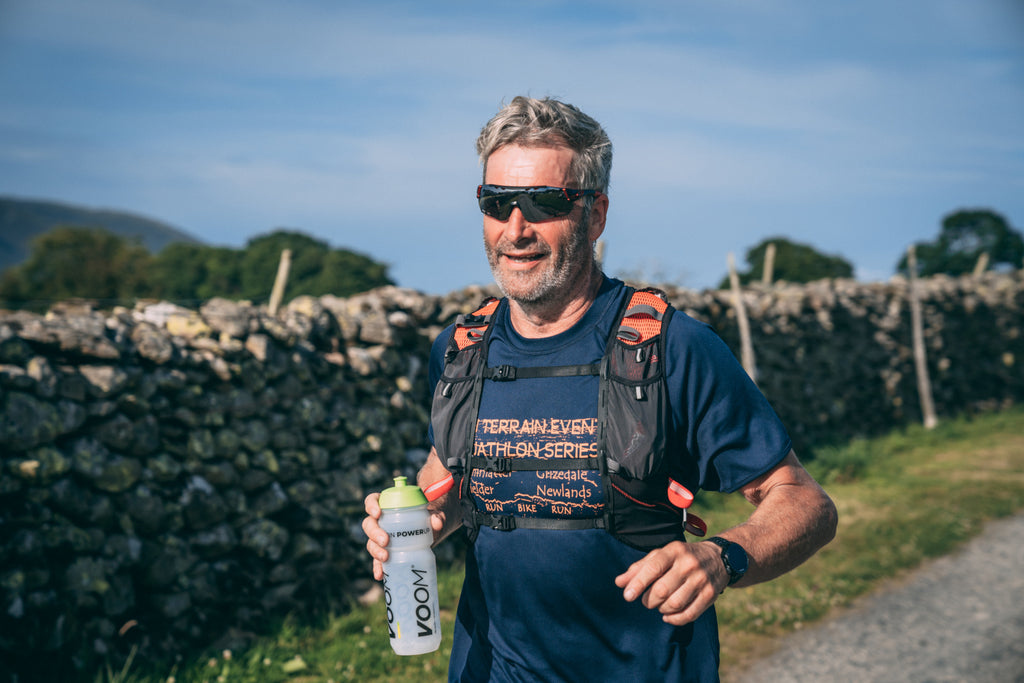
[505,253,543,263]
[501,249,549,264]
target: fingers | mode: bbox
[617,543,693,607]
[615,542,685,602]
[429,510,447,544]
[365,491,382,518]
[658,580,718,626]
[615,542,717,625]
[362,492,389,578]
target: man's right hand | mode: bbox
[363,448,458,582]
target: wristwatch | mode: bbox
[706,536,748,587]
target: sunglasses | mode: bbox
[477,185,599,222]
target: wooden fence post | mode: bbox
[762,242,776,286]
[728,252,758,384]
[907,246,938,429]
[973,252,990,276]
[268,249,292,316]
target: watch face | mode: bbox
[724,543,748,579]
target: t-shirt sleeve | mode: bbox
[665,313,792,493]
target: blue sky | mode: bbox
[1,1,1022,294]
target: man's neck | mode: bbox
[507,266,604,339]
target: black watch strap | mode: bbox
[707,536,748,587]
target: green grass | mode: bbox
[99,564,467,683]
[96,406,1024,683]
[707,406,1024,679]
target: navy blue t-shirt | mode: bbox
[428,277,791,682]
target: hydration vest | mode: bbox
[430,286,706,552]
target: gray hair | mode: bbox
[476,96,613,194]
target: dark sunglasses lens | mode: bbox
[528,190,574,216]
[479,194,514,220]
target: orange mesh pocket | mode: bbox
[617,290,668,345]
[454,326,484,350]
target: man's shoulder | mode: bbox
[664,305,714,335]
[659,302,739,375]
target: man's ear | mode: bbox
[588,193,609,241]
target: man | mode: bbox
[364,96,837,682]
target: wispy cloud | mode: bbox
[1,0,1022,292]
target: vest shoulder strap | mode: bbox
[451,297,501,352]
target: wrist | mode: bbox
[706,536,749,588]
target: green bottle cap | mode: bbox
[379,476,428,509]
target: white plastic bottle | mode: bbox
[378,476,442,655]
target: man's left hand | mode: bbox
[614,540,728,625]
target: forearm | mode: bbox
[613,450,835,625]
[718,451,838,587]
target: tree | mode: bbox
[318,244,394,297]
[239,230,394,302]
[1,226,395,309]
[0,226,152,310]
[717,236,854,288]
[239,231,329,302]
[148,243,242,304]
[149,229,395,303]
[897,209,1024,277]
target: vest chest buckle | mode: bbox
[480,456,512,473]
[492,364,517,381]
[491,516,516,531]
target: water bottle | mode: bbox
[378,476,442,655]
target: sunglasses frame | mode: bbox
[477,184,599,222]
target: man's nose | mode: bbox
[504,205,534,241]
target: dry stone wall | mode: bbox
[0,273,1021,678]
[661,272,1023,447]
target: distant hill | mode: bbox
[0,196,203,272]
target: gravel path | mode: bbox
[736,512,1024,683]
